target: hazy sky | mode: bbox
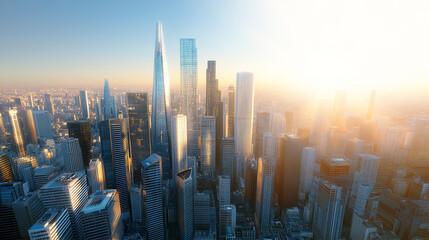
[1,0,429,101]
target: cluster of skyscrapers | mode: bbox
[0,21,428,240]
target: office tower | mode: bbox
[12,192,45,239]
[171,114,188,179]
[28,94,34,108]
[327,127,347,156]
[34,166,57,189]
[99,118,132,213]
[217,175,231,206]
[206,60,220,116]
[130,184,143,223]
[103,79,112,120]
[219,205,236,238]
[11,155,37,180]
[67,120,91,168]
[176,169,194,240]
[22,167,36,191]
[110,95,117,118]
[227,85,235,138]
[200,116,216,176]
[235,72,254,161]
[151,22,172,180]
[299,147,316,198]
[255,157,275,232]
[0,113,6,143]
[88,159,105,193]
[353,184,373,216]
[33,111,53,139]
[79,90,90,120]
[61,138,84,172]
[28,208,73,240]
[408,118,429,170]
[366,90,376,120]
[394,200,429,239]
[21,109,38,144]
[375,125,406,160]
[245,158,257,209]
[271,112,286,135]
[95,98,102,121]
[275,135,304,208]
[310,99,329,156]
[9,110,26,156]
[81,190,123,240]
[285,112,293,133]
[0,182,22,239]
[186,156,197,192]
[215,101,224,176]
[330,90,346,130]
[141,154,165,240]
[127,93,151,183]
[255,112,271,158]
[180,39,198,158]
[194,190,216,231]
[39,172,88,239]
[313,180,347,240]
[221,138,235,179]
[262,132,276,160]
[44,94,55,116]
[0,152,14,182]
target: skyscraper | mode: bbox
[44,94,55,116]
[217,175,231,206]
[176,169,194,240]
[67,120,92,168]
[103,79,112,120]
[235,72,254,161]
[28,94,34,108]
[408,118,429,170]
[127,93,151,183]
[180,38,198,158]
[9,110,26,156]
[255,112,271,159]
[141,154,165,240]
[33,110,54,139]
[79,90,90,120]
[227,85,235,138]
[219,205,236,239]
[81,190,123,240]
[0,113,6,143]
[206,60,219,117]
[0,152,14,182]
[28,209,73,240]
[275,135,304,208]
[221,138,235,179]
[20,109,38,145]
[0,182,22,239]
[39,172,89,239]
[200,116,216,176]
[130,184,143,223]
[299,147,316,198]
[171,114,188,180]
[255,157,275,232]
[110,95,117,118]
[245,158,258,209]
[99,118,132,213]
[151,22,172,180]
[330,90,346,130]
[12,192,45,239]
[366,90,376,120]
[61,138,84,172]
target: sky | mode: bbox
[1,0,429,103]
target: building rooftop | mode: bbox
[34,165,56,176]
[29,209,66,230]
[141,154,161,169]
[41,171,84,189]
[82,189,116,214]
[177,168,192,180]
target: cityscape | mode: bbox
[1,1,429,240]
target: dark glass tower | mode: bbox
[67,120,92,168]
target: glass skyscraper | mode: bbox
[180,38,198,157]
[104,79,112,120]
[151,21,172,180]
[79,90,90,120]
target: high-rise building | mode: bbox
[299,147,316,199]
[28,94,34,108]
[0,182,22,239]
[171,114,188,180]
[275,135,304,208]
[330,90,346,130]
[206,60,219,117]
[20,109,38,144]
[110,95,117,118]
[141,154,165,240]
[11,155,37,181]
[245,158,257,209]
[87,159,105,193]
[127,93,151,183]
[219,205,236,239]
[99,118,132,213]
[130,184,143,223]
[227,85,235,138]
[34,165,57,189]
[0,113,6,143]
[235,72,254,162]
[67,120,92,168]
[366,90,376,120]
[254,112,271,158]
[61,138,84,172]
[217,175,231,206]
[194,190,216,231]
[32,110,53,139]
[0,152,14,182]
[44,94,55,116]
[176,169,194,240]
[9,110,26,156]
[151,22,172,180]
[180,38,198,158]
[79,90,90,120]
[394,200,429,239]
[408,118,429,170]
[103,79,112,120]
[255,157,275,232]
[12,192,45,239]
[200,116,216,176]
[39,172,88,239]
[28,208,73,240]
[81,190,123,240]
[221,138,235,179]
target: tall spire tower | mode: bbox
[151,21,172,180]
[103,79,112,120]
